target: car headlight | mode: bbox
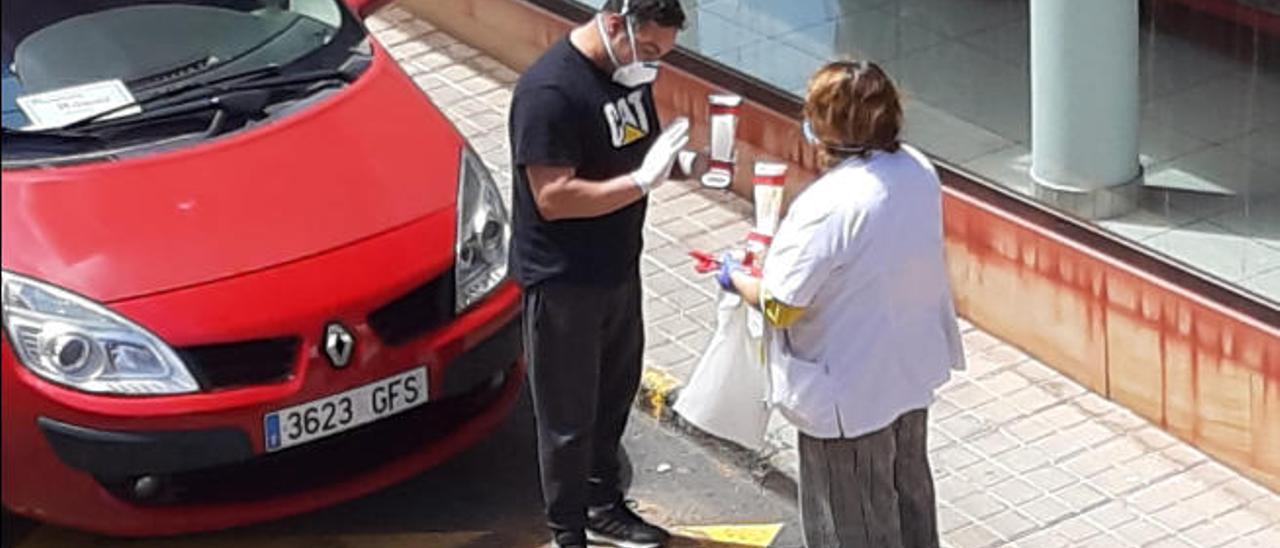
[455,147,511,313]
[1,271,199,395]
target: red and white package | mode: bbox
[701,93,742,189]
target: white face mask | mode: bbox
[596,12,659,88]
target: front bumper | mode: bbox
[37,317,520,502]
[1,211,525,536]
[2,317,523,535]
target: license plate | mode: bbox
[264,367,428,452]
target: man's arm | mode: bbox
[525,165,645,221]
[525,117,689,221]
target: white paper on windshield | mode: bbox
[16,79,141,130]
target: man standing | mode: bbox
[508,1,688,547]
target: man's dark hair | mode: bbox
[602,0,686,29]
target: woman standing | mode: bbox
[720,60,965,548]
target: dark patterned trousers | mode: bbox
[798,408,940,548]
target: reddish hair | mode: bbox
[803,60,903,168]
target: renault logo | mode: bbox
[323,323,355,368]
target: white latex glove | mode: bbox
[631,117,690,194]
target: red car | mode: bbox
[1,0,522,535]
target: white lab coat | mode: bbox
[762,145,965,439]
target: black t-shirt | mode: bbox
[508,38,659,288]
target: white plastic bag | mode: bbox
[673,292,772,450]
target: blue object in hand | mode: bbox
[716,252,743,293]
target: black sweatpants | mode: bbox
[523,275,644,534]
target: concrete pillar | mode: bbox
[1030,0,1141,219]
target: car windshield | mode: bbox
[2,0,364,164]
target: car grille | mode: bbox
[367,270,456,346]
[173,271,456,389]
[178,337,299,390]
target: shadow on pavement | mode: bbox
[4,391,548,548]
[5,388,800,548]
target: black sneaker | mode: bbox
[586,500,670,548]
[552,530,588,548]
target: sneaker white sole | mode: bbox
[584,530,664,548]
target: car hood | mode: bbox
[2,52,464,302]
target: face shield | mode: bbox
[596,0,659,88]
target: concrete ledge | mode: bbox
[1029,174,1143,220]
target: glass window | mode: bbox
[578,0,1279,306]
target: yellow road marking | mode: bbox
[674,523,784,547]
[641,367,682,418]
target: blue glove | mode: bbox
[716,252,743,293]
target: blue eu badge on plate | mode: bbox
[264,414,282,451]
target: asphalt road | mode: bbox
[3,390,802,548]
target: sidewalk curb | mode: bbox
[636,366,800,501]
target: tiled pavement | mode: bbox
[369,6,1280,547]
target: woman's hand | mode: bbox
[716,252,744,293]
[717,250,763,306]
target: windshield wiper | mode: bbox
[55,64,284,130]
[104,88,274,132]
[0,87,285,162]
[1,65,281,139]
[65,65,358,130]
[6,66,357,138]
[0,88,274,147]
[1,126,105,149]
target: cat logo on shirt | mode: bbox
[603,90,650,148]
